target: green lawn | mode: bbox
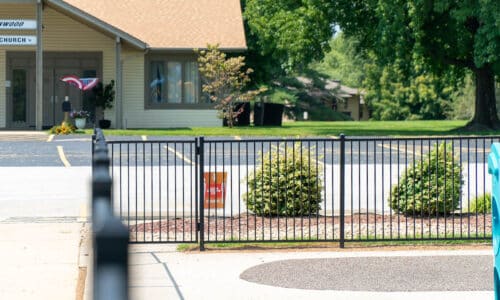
[84,120,500,137]
[177,238,491,251]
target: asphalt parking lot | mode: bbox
[0,132,494,167]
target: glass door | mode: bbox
[9,67,35,128]
[12,69,27,124]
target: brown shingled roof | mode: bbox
[62,0,247,50]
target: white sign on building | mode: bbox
[0,20,37,30]
[0,35,37,46]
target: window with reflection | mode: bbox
[147,56,204,108]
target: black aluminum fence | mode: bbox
[92,129,129,299]
[99,134,497,249]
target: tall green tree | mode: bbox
[309,33,367,88]
[242,0,334,79]
[364,57,457,120]
[310,34,458,120]
[332,0,500,128]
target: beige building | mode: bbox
[296,76,369,121]
[0,0,246,129]
[325,80,369,121]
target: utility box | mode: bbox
[488,143,500,300]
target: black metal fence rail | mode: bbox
[92,129,129,299]
[107,139,199,244]
[98,134,498,248]
[343,136,493,242]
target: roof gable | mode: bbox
[59,0,247,50]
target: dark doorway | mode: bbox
[7,52,102,129]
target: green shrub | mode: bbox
[243,144,323,216]
[258,86,298,105]
[308,107,353,121]
[470,193,491,213]
[389,142,463,216]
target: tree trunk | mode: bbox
[468,65,499,129]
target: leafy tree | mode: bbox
[197,45,261,128]
[242,0,334,79]
[365,57,457,120]
[332,0,500,128]
[447,74,475,120]
[309,33,367,88]
[310,34,457,120]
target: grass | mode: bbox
[78,120,500,137]
[177,236,491,251]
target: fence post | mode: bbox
[92,128,129,300]
[93,152,112,213]
[339,134,345,248]
[93,214,129,300]
[92,129,96,163]
[198,137,205,251]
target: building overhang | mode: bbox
[45,0,148,50]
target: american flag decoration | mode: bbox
[61,75,83,90]
[60,75,99,91]
[80,78,99,91]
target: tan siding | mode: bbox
[341,96,360,121]
[121,49,219,128]
[0,5,35,53]
[43,8,115,85]
[0,4,117,128]
[0,4,219,128]
[0,50,5,127]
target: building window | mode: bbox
[184,61,199,104]
[150,61,165,103]
[146,55,207,109]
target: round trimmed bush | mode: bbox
[243,144,323,216]
[470,193,491,213]
[389,142,462,216]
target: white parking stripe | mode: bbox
[165,146,194,165]
[141,135,148,141]
[379,143,422,157]
[57,146,71,167]
[77,203,88,222]
[46,134,54,142]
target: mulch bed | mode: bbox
[128,213,491,243]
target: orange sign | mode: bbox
[204,172,227,209]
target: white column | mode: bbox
[115,36,122,129]
[35,0,43,130]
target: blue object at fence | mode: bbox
[488,143,500,300]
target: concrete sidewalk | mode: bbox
[128,246,493,300]
[0,222,85,300]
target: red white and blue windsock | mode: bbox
[60,75,99,91]
[80,78,99,91]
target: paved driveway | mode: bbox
[0,132,94,220]
[129,247,493,300]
